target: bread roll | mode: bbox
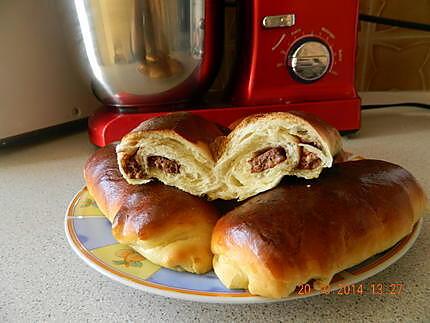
[212,160,427,298]
[84,145,220,274]
[116,112,227,197]
[213,111,342,200]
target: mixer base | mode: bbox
[88,99,361,147]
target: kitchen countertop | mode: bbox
[0,106,429,322]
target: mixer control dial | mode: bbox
[288,38,331,82]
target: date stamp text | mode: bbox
[297,283,404,296]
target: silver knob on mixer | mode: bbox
[288,39,331,82]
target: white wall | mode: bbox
[0,0,99,139]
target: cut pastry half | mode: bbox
[213,111,342,200]
[116,112,227,197]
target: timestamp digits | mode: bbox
[296,282,404,296]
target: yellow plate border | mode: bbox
[65,187,423,304]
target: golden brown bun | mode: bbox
[116,112,228,197]
[212,160,427,298]
[84,145,220,274]
[213,111,342,200]
[84,144,131,222]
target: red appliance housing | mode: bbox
[89,0,361,147]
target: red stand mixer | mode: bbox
[74,0,360,146]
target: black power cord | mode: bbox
[359,14,430,111]
[362,103,430,110]
[359,14,430,32]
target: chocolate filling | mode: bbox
[298,149,321,170]
[123,153,146,179]
[147,156,180,174]
[249,147,287,173]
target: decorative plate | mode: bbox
[65,187,422,304]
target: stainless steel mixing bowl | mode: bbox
[74,0,222,107]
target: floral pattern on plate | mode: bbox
[92,244,160,279]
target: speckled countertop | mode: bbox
[0,106,429,322]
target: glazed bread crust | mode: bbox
[84,145,220,274]
[213,111,342,200]
[116,112,227,197]
[212,160,427,297]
